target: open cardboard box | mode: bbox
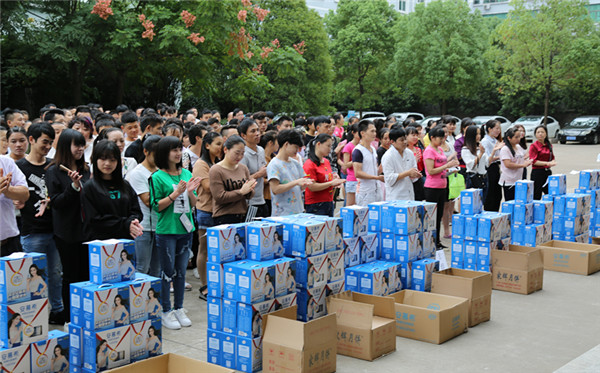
[108,353,235,373]
[491,245,544,294]
[538,240,600,275]
[327,291,396,361]
[388,290,468,344]
[262,306,337,373]
[431,268,492,327]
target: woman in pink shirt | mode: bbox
[341,123,360,206]
[424,126,459,249]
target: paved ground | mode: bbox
[66,143,600,371]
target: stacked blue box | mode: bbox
[344,260,402,296]
[574,169,600,242]
[546,192,590,242]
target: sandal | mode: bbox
[198,285,208,301]
[185,282,192,291]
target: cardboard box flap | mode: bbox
[351,292,396,319]
[108,354,235,372]
[328,297,374,330]
[492,245,543,271]
[539,240,600,252]
[372,315,393,329]
[263,313,306,350]
[432,268,491,300]
[389,290,467,310]
[303,313,337,346]
[262,305,297,338]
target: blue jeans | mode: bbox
[134,231,161,278]
[156,233,192,311]
[305,201,334,217]
[21,233,63,313]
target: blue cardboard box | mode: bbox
[207,329,221,366]
[70,281,95,327]
[379,261,403,293]
[515,180,534,203]
[368,201,389,232]
[81,282,130,331]
[237,299,276,338]
[291,219,325,257]
[69,323,84,367]
[326,250,345,283]
[0,252,47,305]
[553,195,566,215]
[463,240,478,267]
[513,202,534,225]
[524,224,545,247]
[224,261,276,304]
[309,216,343,252]
[207,297,222,331]
[579,170,599,190]
[379,232,396,261]
[451,239,464,267]
[548,174,567,195]
[411,258,439,292]
[511,224,525,245]
[207,223,247,263]
[295,253,328,290]
[341,205,369,237]
[533,200,554,224]
[565,193,591,217]
[88,239,136,284]
[296,284,327,322]
[83,324,130,371]
[381,203,421,235]
[395,233,422,263]
[400,261,413,290]
[464,215,479,241]
[418,201,438,232]
[460,189,483,215]
[0,298,49,348]
[501,200,515,222]
[478,213,506,242]
[344,265,364,293]
[236,336,263,373]
[247,222,284,261]
[343,237,362,268]
[264,216,294,254]
[360,233,379,264]
[0,344,30,373]
[270,257,297,297]
[452,214,465,239]
[422,230,437,259]
[130,318,161,363]
[564,214,590,238]
[275,292,298,309]
[31,329,69,373]
[356,264,390,296]
[222,298,237,334]
[218,331,236,370]
[207,263,224,298]
[127,274,161,323]
[476,241,496,268]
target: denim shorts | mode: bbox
[346,180,358,193]
[195,210,214,230]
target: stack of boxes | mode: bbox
[68,238,162,372]
[345,201,438,295]
[1,252,70,373]
[452,189,511,272]
[542,173,592,243]
[574,170,599,242]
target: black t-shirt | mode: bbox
[15,158,53,235]
[125,138,144,163]
[377,146,388,166]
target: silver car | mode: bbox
[512,116,560,141]
[472,116,512,135]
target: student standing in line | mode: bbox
[481,120,503,211]
[239,119,268,218]
[46,129,90,318]
[260,130,279,217]
[499,128,532,201]
[125,114,164,163]
[513,124,528,179]
[15,122,65,324]
[192,132,223,300]
[7,127,28,162]
[341,124,359,206]
[267,130,313,216]
[304,134,345,216]
[353,120,384,206]
[209,135,257,225]
[406,126,425,201]
[440,123,458,239]
[150,136,201,330]
[382,127,421,201]
[126,135,162,277]
[423,126,459,249]
[529,125,556,200]
[462,125,495,192]
[82,140,143,240]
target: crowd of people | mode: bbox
[0,103,557,331]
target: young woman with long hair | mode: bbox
[499,128,533,201]
[529,125,556,200]
[481,120,503,211]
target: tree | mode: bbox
[493,0,595,124]
[325,0,397,115]
[393,0,489,115]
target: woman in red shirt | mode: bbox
[529,125,556,200]
[303,134,346,216]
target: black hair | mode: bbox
[228,118,239,126]
[91,139,123,184]
[485,119,500,135]
[141,108,157,117]
[155,136,183,170]
[357,120,373,139]
[162,123,182,137]
[121,111,139,124]
[95,117,117,133]
[115,104,129,114]
[277,116,293,126]
[333,113,343,122]
[156,103,168,115]
[28,263,45,278]
[374,118,385,138]
[346,123,359,142]
[207,117,219,127]
[6,126,27,140]
[388,127,406,142]
[50,128,88,172]
[512,124,528,150]
[220,125,237,137]
[200,131,223,167]
[68,117,94,137]
[429,125,446,140]
[142,135,161,153]
[533,125,553,152]
[313,116,329,130]
[441,115,457,125]
[378,127,391,141]
[223,135,246,150]
[296,112,305,119]
[26,122,55,141]
[140,114,163,133]
[503,127,518,157]
[460,117,473,134]
[277,129,303,148]
[188,125,208,145]
[93,127,122,148]
[120,248,133,261]
[42,109,64,122]
[75,105,91,115]
[252,111,267,120]
[238,118,257,136]
[294,118,306,129]
[308,133,333,165]
[165,106,177,115]
[201,109,212,116]
[259,130,278,149]
[232,108,243,117]
[464,125,480,156]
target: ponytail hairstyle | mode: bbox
[503,128,518,157]
[463,125,479,156]
[345,123,359,143]
[308,133,332,166]
[200,131,223,167]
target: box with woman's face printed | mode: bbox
[31,329,69,373]
[0,252,47,305]
[88,239,136,284]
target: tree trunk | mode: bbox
[358,77,364,118]
[543,83,550,125]
[441,99,447,115]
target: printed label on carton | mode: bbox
[207,329,221,366]
[69,323,84,367]
[31,330,69,373]
[207,263,225,298]
[88,239,136,284]
[83,325,130,372]
[292,220,326,257]
[395,233,422,263]
[360,233,378,264]
[237,299,276,338]
[271,257,297,297]
[130,318,161,363]
[295,253,328,289]
[326,250,345,283]
[207,224,247,263]
[0,344,30,373]
[236,336,263,373]
[247,223,283,261]
[296,285,327,321]
[127,274,161,323]
[1,298,49,349]
[341,206,369,237]
[343,237,362,268]
[0,252,47,305]
[379,232,396,261]
[82,283,130,332]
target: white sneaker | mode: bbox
[162,310,181,330]
[174,308,192,327]
[193,267,200,279]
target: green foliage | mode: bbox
[326,0,397,114]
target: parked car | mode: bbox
[360,111,386,120]
[511,116,560,141]
[419,115,462,136]
[472,116,512,135]
[389,112,425,123]
[558,116,600,144]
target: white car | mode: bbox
[512,116,560,141]
[419,115,462,136]
[472,116,512,135]
[390,112,425,123]
[360,111,385,120]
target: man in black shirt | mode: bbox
[125,114,164,163]
[16,122,65,324]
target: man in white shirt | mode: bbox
[382,127,422,201]
[352,120,384,206]
[0,155,29,255]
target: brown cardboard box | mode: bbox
[262,306,337,373]
[491,245,544,294]
[431,268,492,327]
[539,240,600,275]
[327,291,396,361]
[389,290,468,344]
[108,353,235,373]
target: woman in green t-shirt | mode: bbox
[150,136,201,330]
